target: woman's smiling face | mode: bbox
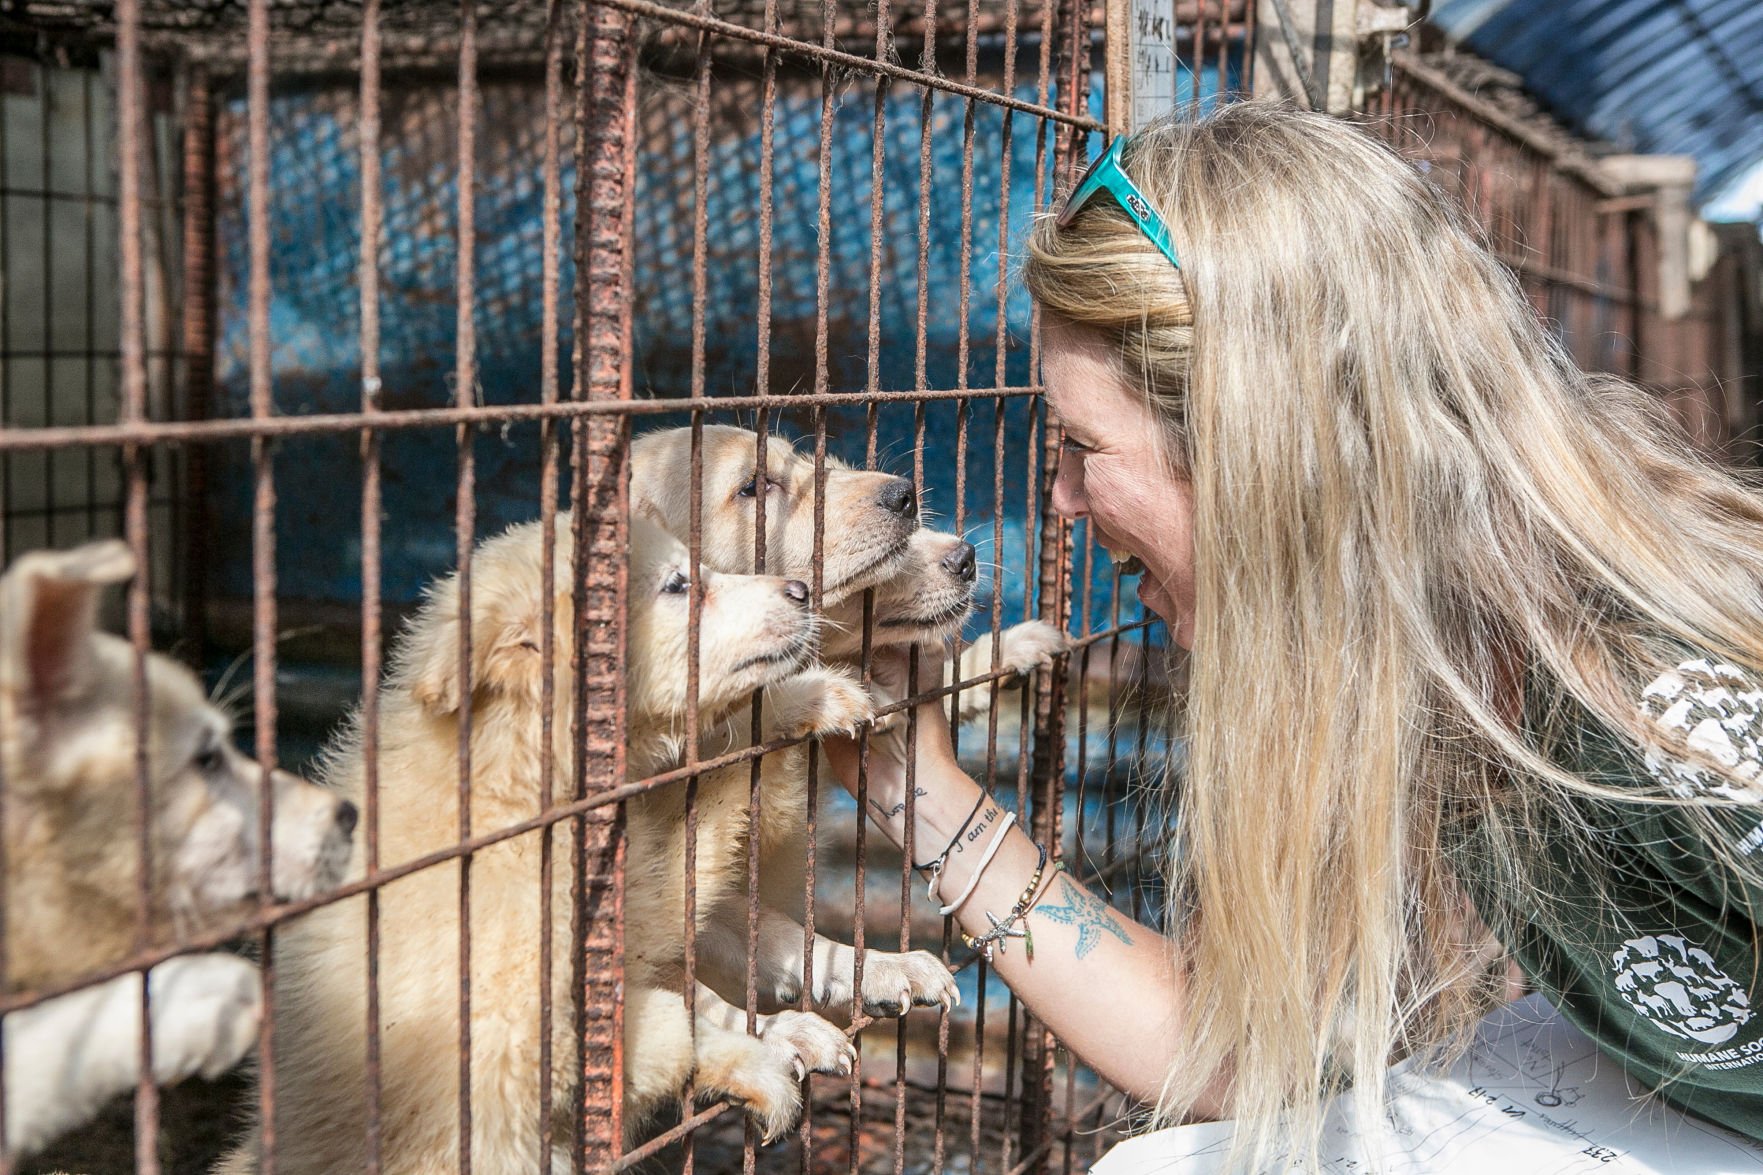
[1042,316,1197,648]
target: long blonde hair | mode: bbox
[1025,101,1763,1166]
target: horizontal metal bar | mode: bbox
[596,0,1104,131]
[605,1103,737,1171]
[0,385,1047,451]
[0,617,1155,1017]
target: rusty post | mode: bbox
[116,0,160,1166]
[357,0,387,1168]
[179,66,215,657]
[571,0,637,1166]
[1014,0,1091,1167]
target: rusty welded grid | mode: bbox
[0,3,1749,1175]
[0,0,1201,1172]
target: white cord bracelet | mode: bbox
[938,809,1016,917]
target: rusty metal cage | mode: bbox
[0,3,1755,1174]
[0,2,1206,1172]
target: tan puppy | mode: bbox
[218,515,870,1172]
[0,540,356,1157]
[628,427,1063,1030]
[631,423,920,605]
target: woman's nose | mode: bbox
[1050,449,1086,519]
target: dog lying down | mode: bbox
[0,540,357,1158]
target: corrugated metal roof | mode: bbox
[1432,0,1763,209]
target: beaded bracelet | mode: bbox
[961,846,1057,963]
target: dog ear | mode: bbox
[0,539,135,707]
[406,575,544,717]
[407,575,468,715]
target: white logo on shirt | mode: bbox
[1610,933,1754,1045]
[1637,658,1763,803]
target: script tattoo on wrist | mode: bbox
[869,787,929,821]
[953,805,1001,854]
[1034,876,1134,960]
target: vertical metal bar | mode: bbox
[0,61,9,567]
[179,67,214,659]
[0,58,13,1170]
[1216,0,1231,101]
[40,61,54,548]
[1194,0,1211,106]
[1014,1,1089,1163]
[537,1,564,1166]
[1025,50,1061,1175]
[453,5,479,1169]
[356,1,386,1169]
[1242,0,1259,93]
[745,3,784,1147]
[84,70,100,547]
[245,1,280,1167]
[571,1,636,1165]
[681,10,716,1169]
[119,11,160,1167]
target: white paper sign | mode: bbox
[1130,0,1178,131]
[1092,994,1763,1174]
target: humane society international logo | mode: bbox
[1610,934,1754,1046]
[1637,658,1763,802]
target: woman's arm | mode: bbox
[822,646,1228,1116]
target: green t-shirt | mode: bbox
[1461,656,1763,1143]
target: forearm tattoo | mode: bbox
[869,787,929,821]
[953,804,1002,853]
[1034,875,1134,960]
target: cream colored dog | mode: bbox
[217,514,876,1171]
[628,426,1063,1023]
[0,540,356,1158]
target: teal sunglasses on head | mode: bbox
[1055,136,1181,269]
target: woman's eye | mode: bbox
[1061,436,1091,455]
[661,570,691,595]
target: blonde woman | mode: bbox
[826,100,1763,1166]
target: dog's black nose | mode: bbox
[943,541,977,583]
[782,579,810,605]
[877,478,916,518]
[335,800,360,837]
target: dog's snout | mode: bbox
[782,579,810,606]
[943,541,977,583]
[335,800,360,838]
[877,478,916,518]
